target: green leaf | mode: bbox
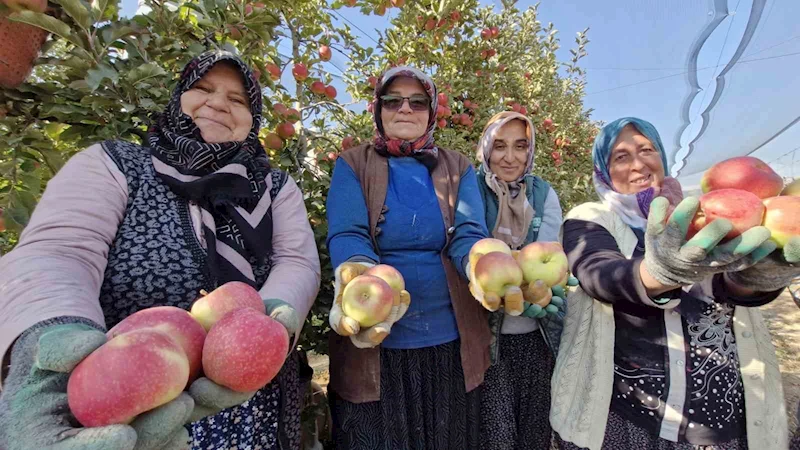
[85,63,119,91]
[16,187,38,209]
[5,204,30,229]
[91,0,109,22]
[125,62,167,85]
[55,0,93,30]
[19,173,41,196]
[8,10,85,50]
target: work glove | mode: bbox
[643,196,775,287]
[726,236,800,292]
[519,275,578,319]
[262,298,299,347]
[467,259,525,315]
[0,320,193,450]
[329,262,411,349]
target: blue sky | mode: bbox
[120,0,800,188]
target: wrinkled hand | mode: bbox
[726,236,800,292]
[643,196,775,287]
[467,260,524,314]
[329,262,411,349]
[0,322,192,450]
[262,298,299,347]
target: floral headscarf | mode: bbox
[592,117,683,230]
[372,66,438,170]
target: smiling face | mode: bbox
[608,124,665,194]
[180,63,253,143]
[379,76,431,141]
[489,119,530,182]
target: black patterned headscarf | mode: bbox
[148,50,273,287]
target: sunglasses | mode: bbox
[380,94,430,112]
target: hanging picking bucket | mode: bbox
[0,0,49,88]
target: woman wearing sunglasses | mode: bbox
[325,66,491,449]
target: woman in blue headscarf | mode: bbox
[550,117,796,449]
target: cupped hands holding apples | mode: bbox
[0,282,297,450]
[329,262,411,348]
[467,238,577,319]
[642,156,800,294]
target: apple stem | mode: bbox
[199,289,209,297]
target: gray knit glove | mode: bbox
[644,197,775,287]
[726,236,800,292]
[0,319,194,450]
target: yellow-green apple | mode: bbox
[190,281,266,331]
[522,279,552,308]
[687,189,765,240]
[468,238,512,273]
[473,251,523,297]
[68,329,189,426]
[762,196,800,248]
[701,156,784,199]
[364,264,405,293]
[202,308,289,392]
[516,242,569,288]
[341,274,394,327]
[107,306,206,384]
[782,178,800,196]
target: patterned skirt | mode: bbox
[329,339,482,450]
[481,331,554,450]
[554,409,748,450]
[190,351,307,450]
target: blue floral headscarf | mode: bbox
[592,117,682,229]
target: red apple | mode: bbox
[345,0,356,5]
[438,118,447,128]
[325,85,337,99]
[107,306,206,384]
[376,4,386,15]
[524,72,532,80]
[474,252,523,297]
[701,156,783,199]
[437,92,448,105]
[490,26,499,38]
[244,4,253,15]
[519,106,528,115]
[327,151,337,161]
[781,178,800,196]
[450,11,461,22]
[273,103,289,117]
[522,279,552,307]
[285,108,301,123]
[276,122,295,139]
[425,18,436,31]
[264,133,283,150]
[202,308,289,392]
[516,242,569,288]
[391,0,404,6]
[687,189,765,240]
[481,28,491,40]
[511,102,521,113]
[266,63,281,80]
[342,136,356,150]
[68,329,189,426]
[543,118,553,129]
[190,281,266,332]
[292,63,308,81]
[310,80,326,95]
[319,45,332,61]
[762,196,800,248]
[341,274,394,327]
[367,76,378,88]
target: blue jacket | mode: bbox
[327,156,489,349]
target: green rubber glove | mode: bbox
[0,321,136,450]
[643,197,774,286]
[0,320,202,450]
[186,377,257,423]
[727,236,800,292]
[262,297,299,345]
